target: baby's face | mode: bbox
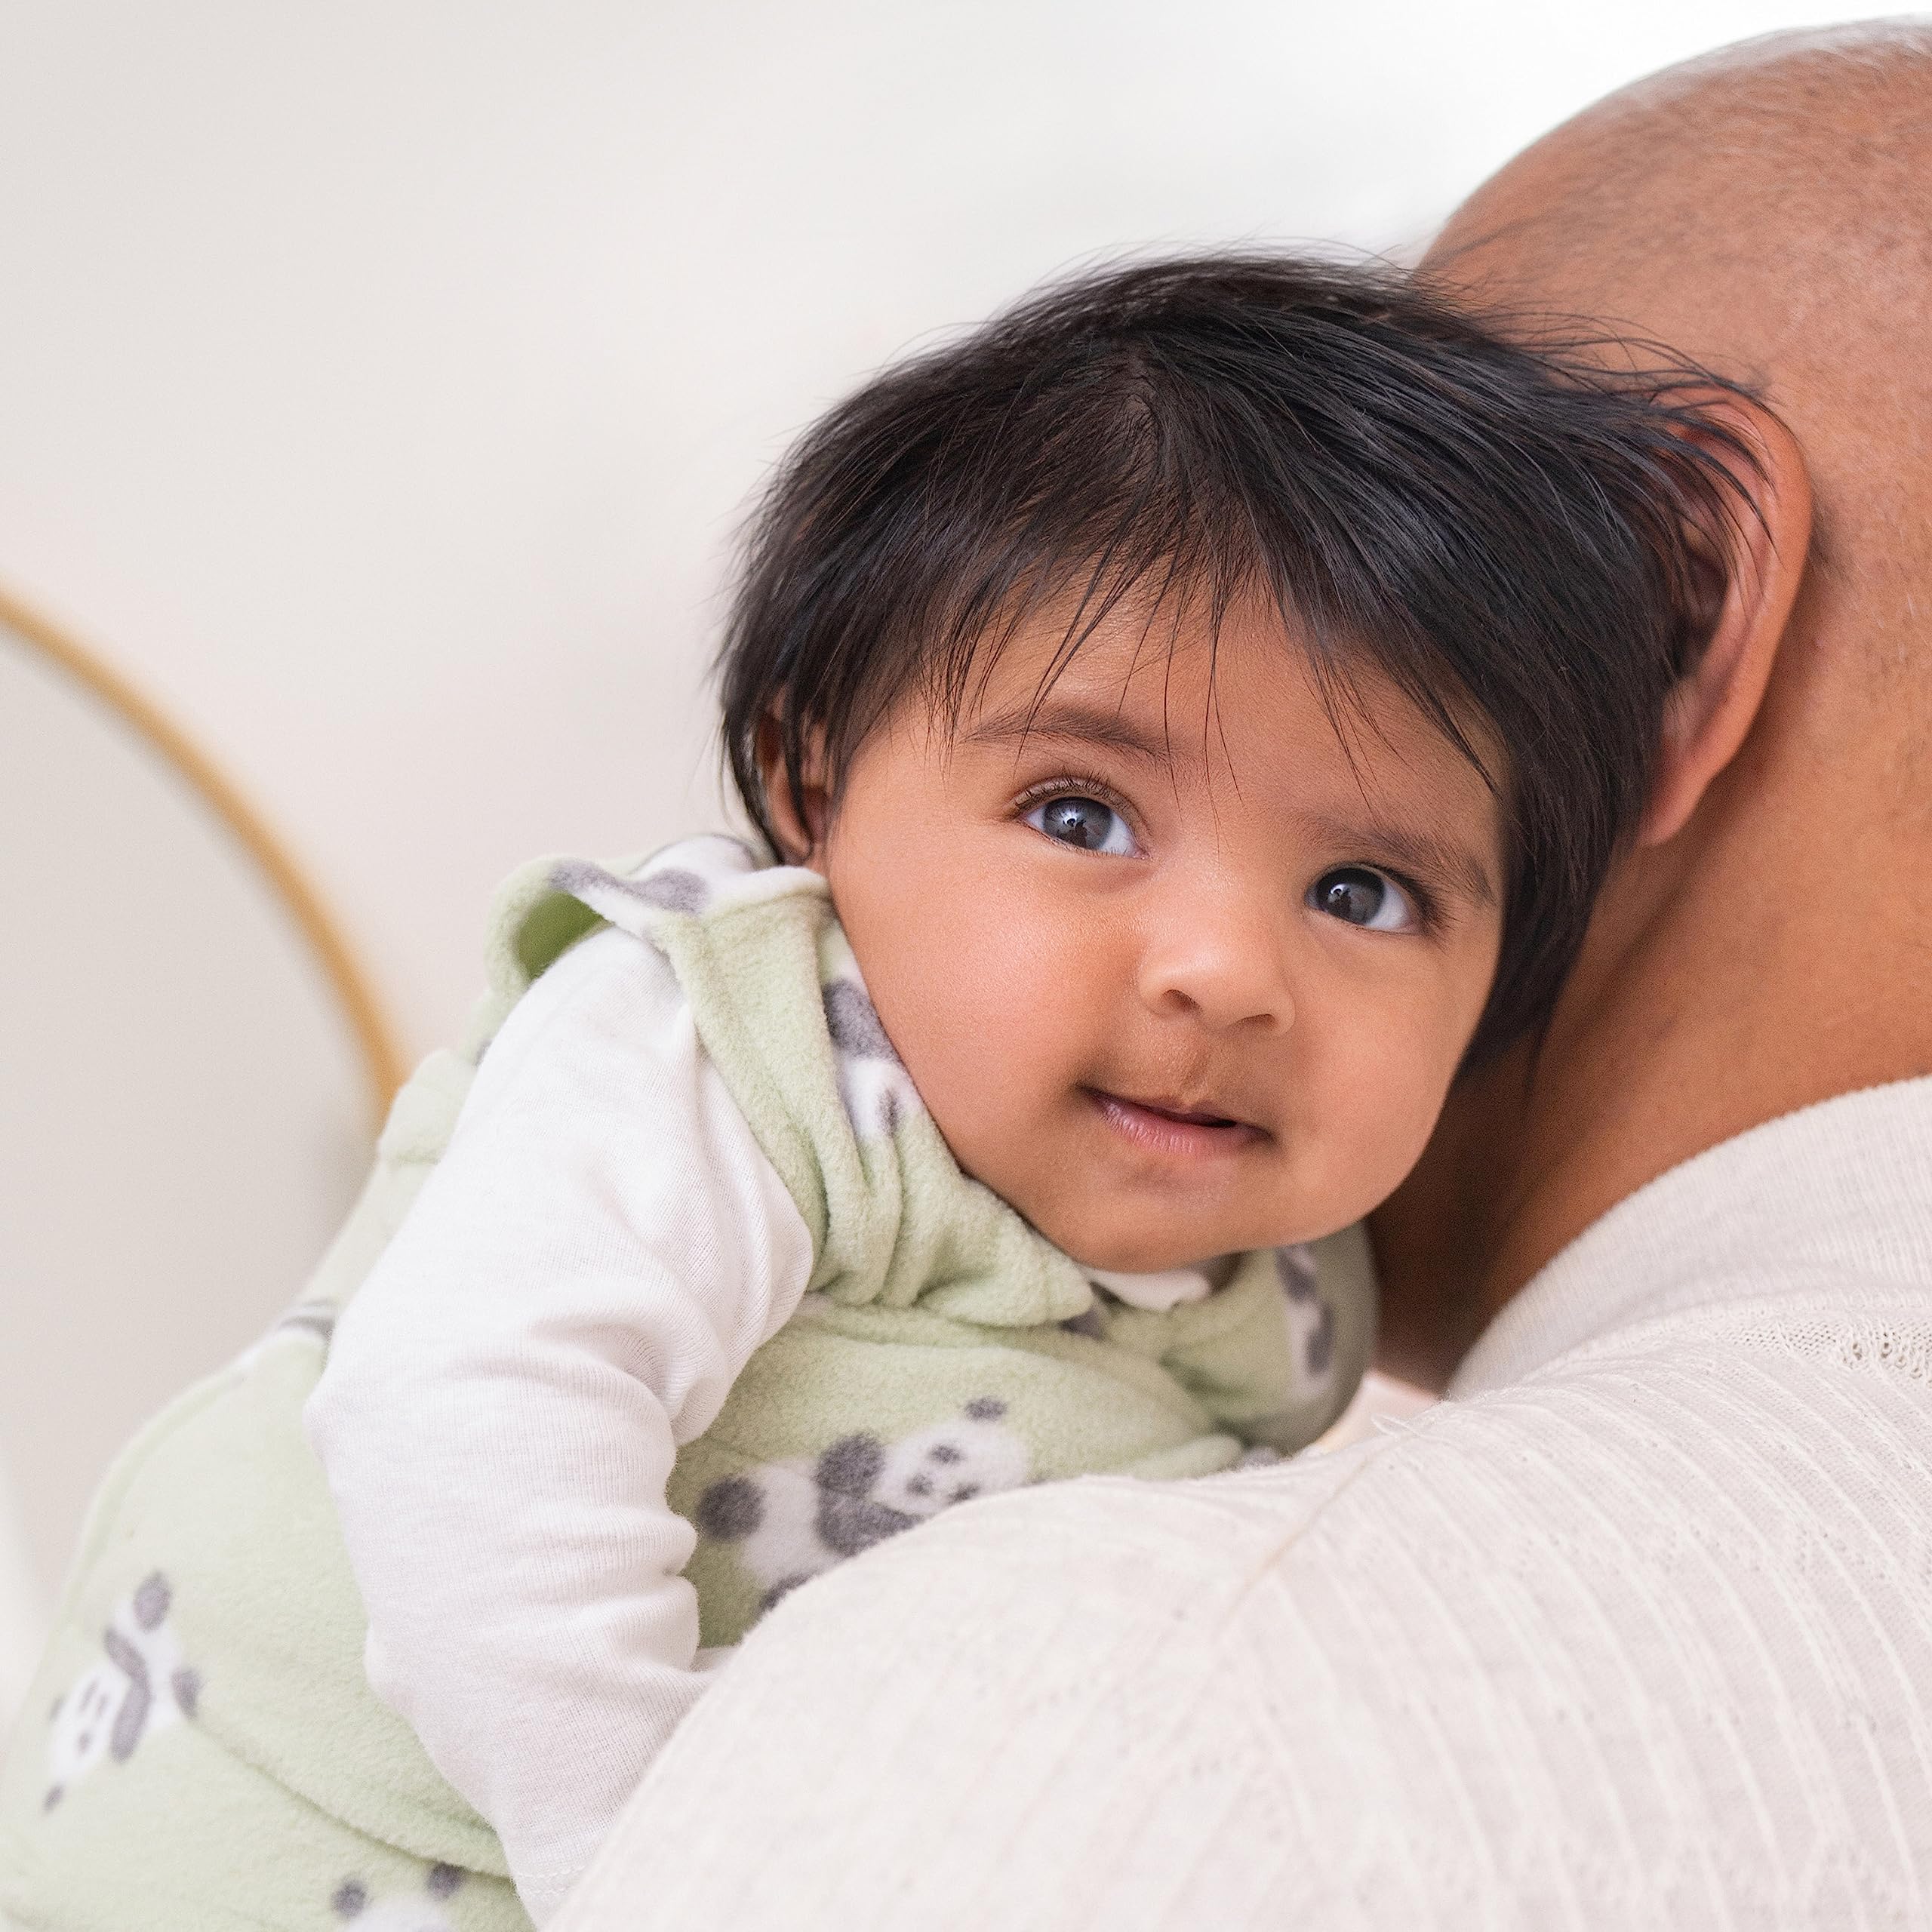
[807,599,1506,1274]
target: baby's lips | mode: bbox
[1082,1079,1266,1135]
[1084,1088,1275,1157]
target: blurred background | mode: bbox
[0,0,1890,1724]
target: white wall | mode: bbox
[0,0,1880,1062]
[1,626,369,1645]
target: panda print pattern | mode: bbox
[1276,1243,1336,1385]
[549,840,924,1143]
[695,1399,1030,1611]
[548,835,761,934]
[821,970,922,1141]
[330,1862,466,1931]
[43,1573,201,1810]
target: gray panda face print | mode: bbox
[823,980,896,1061]
[823,979,922,1141]
[1276,1244,1335,1383]
[42,1571,195,1810]
[330,1863,464,1930]
[42,1669,118,1807]
[812,1433,919,1558]
[868,1403,1030,1517]
[691,1401,1034,1620]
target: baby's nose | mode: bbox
[1134,903,1294,1033]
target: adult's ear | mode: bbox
[1639,398,1814,846]
[755,715,834,870]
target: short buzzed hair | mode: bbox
[717,254,1756,1059]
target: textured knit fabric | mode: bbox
[0,837,1369,1932]
[547,1075,1932,1932]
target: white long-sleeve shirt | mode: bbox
[549,1075,1932,1932]
[306,926,817,1918]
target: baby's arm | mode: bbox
[306,924,814,1922]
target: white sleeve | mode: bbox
[304,923,814,1923]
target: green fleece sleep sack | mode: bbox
[0,836,1373,1932]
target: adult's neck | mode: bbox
[1371,593,1932,1390]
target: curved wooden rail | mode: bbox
[0,580,406,1124]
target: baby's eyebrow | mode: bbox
[961,698,1171,764]
[1303,812,1497,908]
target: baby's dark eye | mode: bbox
[1023,795,1138,857]
[1308,866,1417,933]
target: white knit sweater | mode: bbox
[553,1077,1932,1930]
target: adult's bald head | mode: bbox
[1427,22,1932,681]
[1374,23,1932,1386]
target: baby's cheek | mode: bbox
[1309,1025,1459,1225]
[912,999,1078,1183]
[897,986,1100,1230]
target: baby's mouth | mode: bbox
[1082,1086,1266,1157]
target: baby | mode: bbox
[2,256,1746,1932]
[307,255,1746,1920]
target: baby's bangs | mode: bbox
[911,509,1268,742]
[923,539,1506,823]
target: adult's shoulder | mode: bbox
[556,1289,1932,1930]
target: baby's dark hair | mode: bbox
[717,254,1755,1060]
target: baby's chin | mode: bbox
[1014,1169,1374,1272]
[948,1124,1346,1273]
[1026,1204,1297,1277]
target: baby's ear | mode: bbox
[756,715,833,870]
